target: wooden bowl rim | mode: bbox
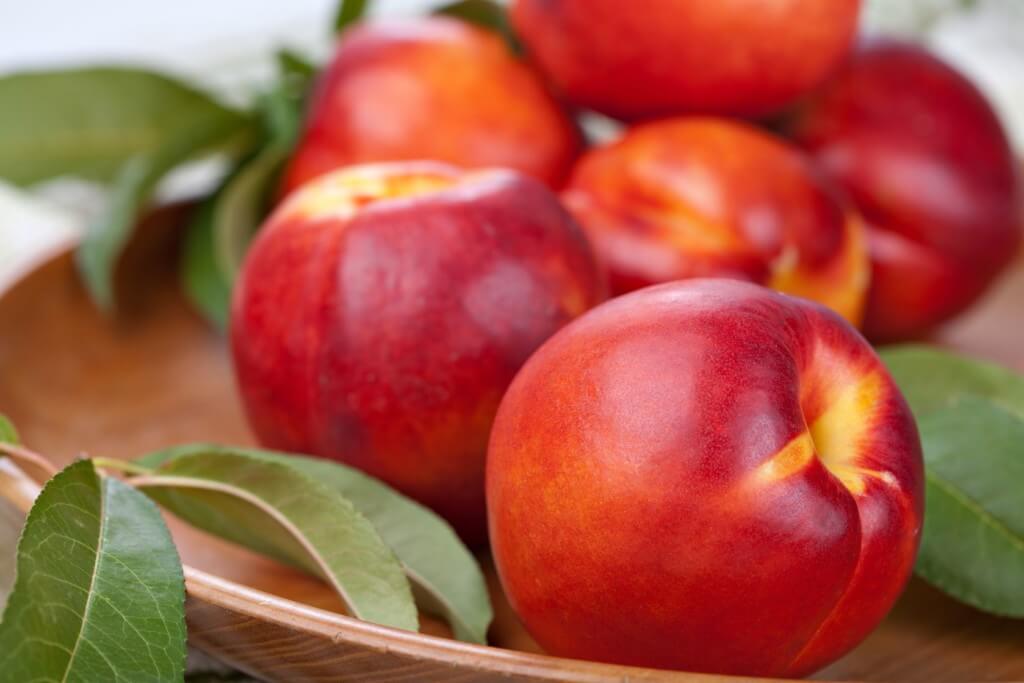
[182,566,798,682]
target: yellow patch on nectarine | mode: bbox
[768,211,869,326]
[751,431,816,484]
[280,164,459,223]
[808,368,887,496]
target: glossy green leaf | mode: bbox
[213,146,288,282]
[880,344,1024,419]
[434,0,521,51]
[76,108,252,312]
[140,444,492,643]
[0,415,18,444]
[0,67,248,187]
[0,460,186,681]
[181,199,232,330]
[132,449,418,631]
[915,397,1024,617]
[334,0,371,33]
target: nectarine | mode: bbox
[488,279,923,677]
[232,162,606,543]
[786,39,1022,341]
[281,18,581,194]
[511,0,861,119]
[562,118,869,325]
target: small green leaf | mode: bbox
[334,0,371,34]
[213,146,289,282]
[0,415,18,444]
[276,48,317,82]
[181,198,232,330]
[0,67,248,187]
[257,52,315,150]
[880,344,1024,420]
[132,449,418,631]
[140,445,492,643]
[0,460,186,681]
[76,110,253,312]
[434,0,521,52]
[914,397,1024,617]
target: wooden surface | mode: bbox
[1,205,1022,682]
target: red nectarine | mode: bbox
[511,0,861,119]
[281,18,581,195]
[488,279,923,677]
[786,39,1022,341]
[562,118,869,325]
[232,162,606,543]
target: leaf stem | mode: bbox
[0,442,59,479]
[92,458,154,476]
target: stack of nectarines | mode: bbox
[231,0,1020,677]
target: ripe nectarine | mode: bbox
[282,18,581,194]
[488,279,923,677]
[562,118,869,325]
[232,162,606,543]
[511,0,861,119]
[786,39,1022,341]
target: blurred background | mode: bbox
[2,0,1023,289]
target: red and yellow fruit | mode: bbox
[786,39,1022,341]
[511,0,861,119]
[281,18,581,195]
[488,279,924,677]
[232,162,606,544]
[563,117,869,325]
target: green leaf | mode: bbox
[76,107,253,312]
[0,460,186,681]
[0,67,249,187]
[213,146,289,282]
[434,0,521,52]
[140,445,492,643]
[257,52,315,150]
[0,415,18,444]
[914,397,1024,617]
[132,449,418,631]
[276,49,317,81]
[334,0,371,34]
[181,48,312,328]
[181,199,232,330]
[879,344,1024,420]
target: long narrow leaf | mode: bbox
[132,450,419,631]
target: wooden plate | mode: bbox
[1,205,1022,682]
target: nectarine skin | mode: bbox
[511,0,861,119]
[281,18,581,195]
[232,163,606,544]
[786,39,1022,341]
[563,118,869,325]
[488,280,923,677]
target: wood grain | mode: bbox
[0,204,1022,682]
